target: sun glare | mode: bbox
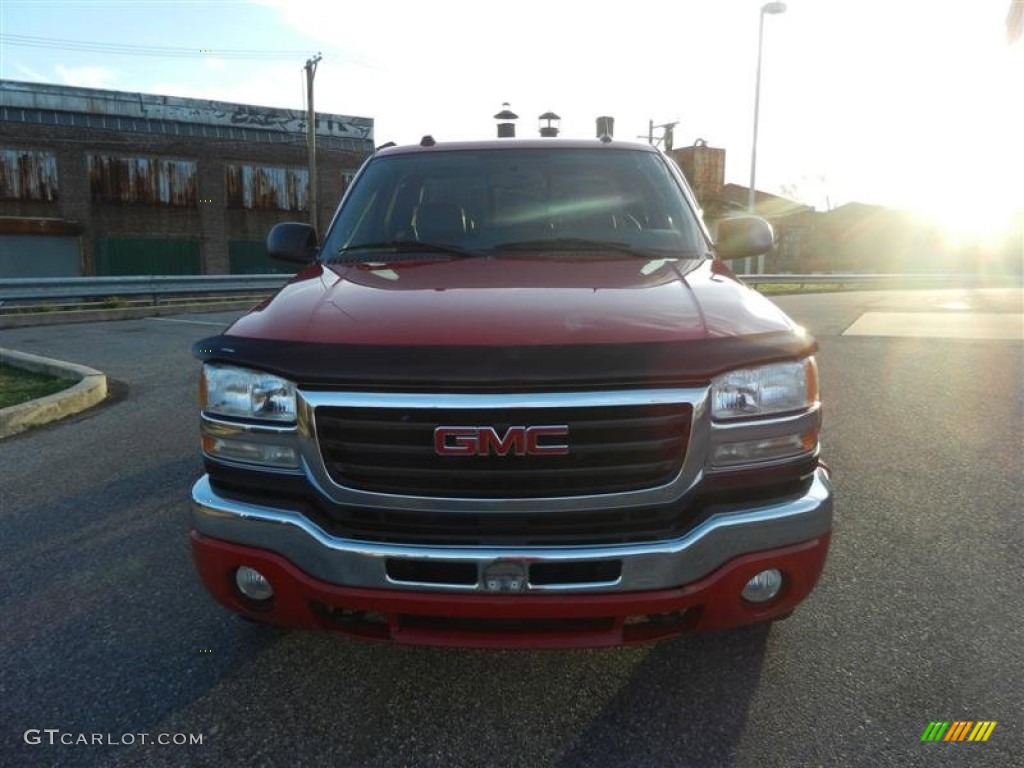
[921,200,1019,253]
[892,150,1022,254]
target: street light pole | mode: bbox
[748,1,786,273]
[304,53,322,236]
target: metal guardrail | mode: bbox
[0,274,289,303]
[740,273,1018,287]
[0,272,1018,306]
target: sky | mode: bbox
[1,0,1022,242]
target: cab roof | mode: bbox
[374,138,659,156]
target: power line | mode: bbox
[0,33,312,60]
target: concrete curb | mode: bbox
[0,348,108,438]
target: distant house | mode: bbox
[716,184,815,273]
[668,144,816,272]
[808,203,943,273]
[717,184,814,219]
[666,142,1000,274]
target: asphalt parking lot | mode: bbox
[1,288,1021,767]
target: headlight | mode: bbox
[201,364,296,422]
[711,358,817,421]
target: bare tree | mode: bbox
[1009,0,1023,43]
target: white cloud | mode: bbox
[146,0,1022,216]
[148,62,308,111]
[9,0,1012,217]
[249,0,746,147]
[54,64,120,89]
[14,63,49,82]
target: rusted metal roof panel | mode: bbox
[88,155,197,206]
[226,164,308,211]
[0,149,59,201]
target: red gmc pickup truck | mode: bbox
[190,138,832,648]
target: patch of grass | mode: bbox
[0,362,75,409]
[753,283,864,295]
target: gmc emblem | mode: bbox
[434,425,570,457]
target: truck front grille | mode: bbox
[315,403,691,498]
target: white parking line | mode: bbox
[147,317,227,327]
[843,312,1023,340]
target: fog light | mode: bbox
[202,435,299,469]
[741,568,783,603]
[711,431,816,467]
[235,566,274,601]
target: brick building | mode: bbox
[0,80,373,277]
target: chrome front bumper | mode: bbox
[191,467,833,594]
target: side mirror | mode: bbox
[267,222,318,264]
[715,216,775,260]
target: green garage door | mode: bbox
[0,235,82,277]
[95,237,200,276]
[228,240,298,275]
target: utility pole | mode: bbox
[304,53,322,235]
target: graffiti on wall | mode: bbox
[2,80,374,141]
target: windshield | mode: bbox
[322,147,705,260]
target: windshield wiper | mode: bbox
[491,238,663,258]
[332,240,484,260]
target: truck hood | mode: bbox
[224,256,801,346]
[195,256,816,387]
